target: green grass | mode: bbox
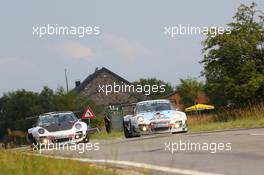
[189,116,264,133]
[0,150,136,175]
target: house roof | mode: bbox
[73,67,131,93]
[165,90,179,98]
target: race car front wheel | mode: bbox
[26,134,36,144]
[83,132,90,143]
[123,120,140,138]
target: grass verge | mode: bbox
[189,116,264,133]
[0,150,139,175]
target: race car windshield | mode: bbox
[38,113,78,125]
[136,102,173,114]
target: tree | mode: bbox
[177,78,205,107]
[133,78,174,99]
[1,90,41,121]
[39,86,55,112]
[0,86,104,131]
[201,2,264,107]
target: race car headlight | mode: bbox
[75,131,83,139]
[38,128,45,134]
[174,121,182,128]
[40,137,49,144]
[142,126,147,132]
[137,116,144,122]
[75,123,82,129]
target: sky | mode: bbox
[0,0,263,96]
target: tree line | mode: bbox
[201,2,264,107]
[0,87,103,138]
[0,2,263,136]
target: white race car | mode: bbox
[27,111,89,145]
[123,99,188,138]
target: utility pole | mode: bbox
[64,68,69,93]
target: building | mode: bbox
[166,91,184,110]
[166,90,209,110]
[73,67,147,106]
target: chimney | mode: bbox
[75,80,81,87]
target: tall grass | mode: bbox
[215,103,264,121]
[188,103,264,132]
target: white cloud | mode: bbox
[61,42,95,60]
[0,57,34,71]
[102,34,149,60]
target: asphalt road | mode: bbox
[39,128,264,175]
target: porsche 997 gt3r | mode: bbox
[123,100,188,138]
[27,111,89,144]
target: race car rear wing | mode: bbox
[108,102,136,108]
[107,102,137,114]
[87,127,100,134]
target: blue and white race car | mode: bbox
[123,99,188,138]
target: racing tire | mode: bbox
[83,134,90,143]
[123,120,140,138]
[172,130,188,134]
[26,134,37,144]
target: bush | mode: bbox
[0,86,104,133]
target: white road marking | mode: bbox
[187,133,220,137]
[26,153,224,175]
[250,133,264,136]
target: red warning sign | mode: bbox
[81,106,96,119]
